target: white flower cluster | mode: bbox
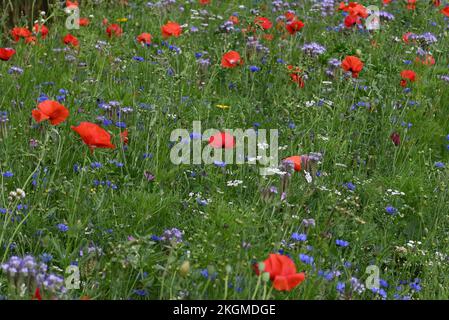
[8,188,26,202]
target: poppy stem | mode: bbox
[251,274,262,300]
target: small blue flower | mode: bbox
[249,65,260,72]
[91,162,102,169]
[200,269,209,279]
[151,235,161,241]
[40,253,53,263]
[344,182,356,191]
[385,205,397,215]
[336,239,349,247]
[133,289,148,296]
[213,161,226,167]
[435,161,445,168]
[291,233,307,242]
[336,282,345,294]
[2,171,13,178]
[115,121,127,128]
[57,223,69,232]
[299,253,314,265]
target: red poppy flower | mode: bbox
[283,155,302,171]
[415,54,435,66]
[406,0,416,10]
[285,20,304,35]
[11,27,31,42]
[33,24,49,39]
[434,0,441,7]
[136,33,152,45]
[349,3,368,18]
[66,0,79,8]
[221,51,243,68]
[78,18,90,27]
[63,34,79,47]
[0,48,16,61]
[161,22,182,38]
[341,55,364,78]
[400,70,416,87]
[254,253,306,291]
[32,100,70,125]
[199,0,210,4]
[255,17,273,30]
[106,24,123,37]
[390,132,400,146]
[287,65,305,88]
[228,15,239,25]
[71,122,116,152]
[402,32,414,44]
[32,288,42,301]
[209,132,235,149]
[25,36,37,45]
[120,130,129,145]
[284,12,296,22]
[344,15,361,28]
[383,0,392,4]
[441,6,449,16]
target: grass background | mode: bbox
[0,0,449,299]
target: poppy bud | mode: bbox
[179,260,190,277]
[390,132,400,146]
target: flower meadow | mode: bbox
[0,0,449,300]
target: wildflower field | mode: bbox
[0,0,449,301]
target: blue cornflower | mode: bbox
[151,235,161,241]
[133,289,148,296]
[57,223,69,232]
[372,287,387,299]
[299,253,314,265]
[379,279,389,288]
[40,253,53,263]
[249,65,260,72]
[336,282,345,294]
[2,171,13,178]
[435,162,445,168]
[291,233,307,242]
[385,205,397,215]
[344,182,356,191]
[200,269,209,279]
[133,56,145,62]
[37,94,49,103]
[91,162,102,169]
[336,239,349,247]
